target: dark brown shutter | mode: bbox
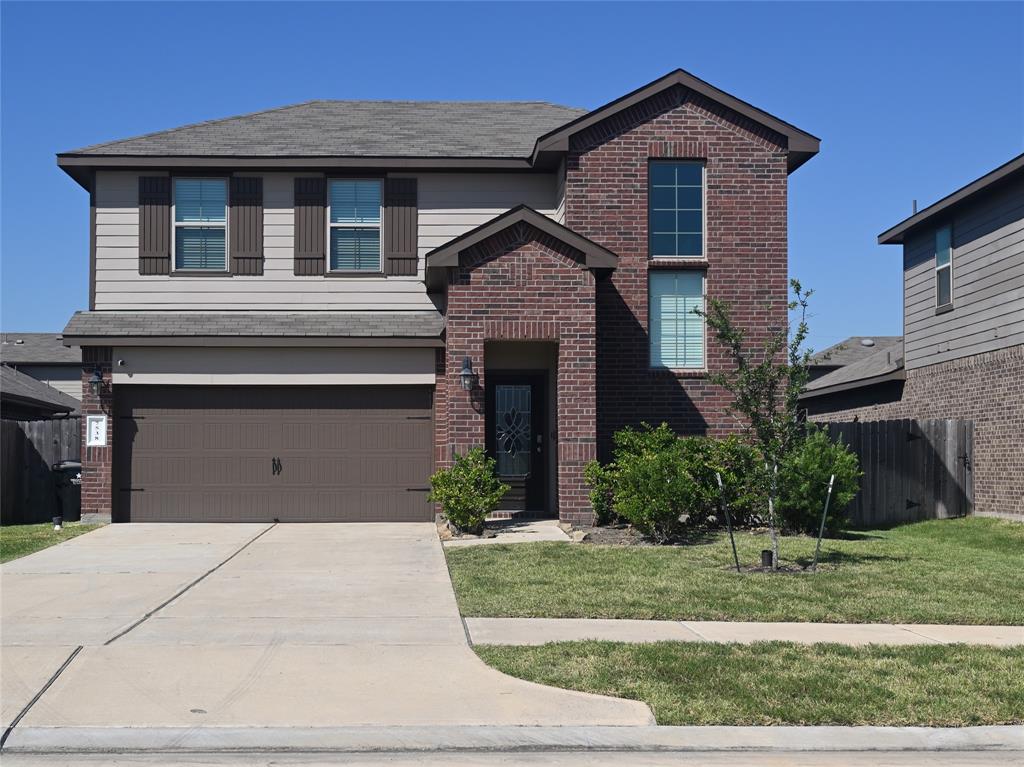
[294,177,326,275]
[138,177,171,275]
[383,178,418,276]
[230,177,264,275]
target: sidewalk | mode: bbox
[465,618,1024,646]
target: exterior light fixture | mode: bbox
[88,365,104,396]
[459,357,478,391]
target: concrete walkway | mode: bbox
[1,523,651,752]
[466,618,1024,646]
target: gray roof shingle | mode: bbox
[803,340,905,395]
[0,333,81,364]
[62,311,445,339]
[1,364,80,414]
[811,336,903,369]
[62,101,586,159]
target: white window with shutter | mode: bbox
[172,178,228,271]
[328,179,382,272]
[649,271,706,369]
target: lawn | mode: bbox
[447,518,1024,624]
[476,641,1024,726]
[0,522,102,563]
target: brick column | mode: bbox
[80,346,114,521]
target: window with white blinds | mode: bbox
[649,271,705,369]
[329,179,382,272]
[173,178,227,271]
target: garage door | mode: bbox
[114,386,433,522]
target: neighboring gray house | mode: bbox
[802,153,1024,518]
[0,364,80,420]
[0,333,82,401]
[808,336,902,381]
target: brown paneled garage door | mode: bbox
[114,386,433,522]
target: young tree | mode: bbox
[696,279,814,569]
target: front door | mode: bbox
[485,374,546,512]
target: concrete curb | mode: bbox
[4,725,1023,754]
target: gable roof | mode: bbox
[811,336,902,369]
[533,69,820,172]
[425,205,618,275]
[879,153,1024,245]
[0,333,81,365]
[0,364,80,416]
[57,69,820,187]
[800,340,905,399]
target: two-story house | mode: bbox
[58,69,820,524]
[802,153,1024,518]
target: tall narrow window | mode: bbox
[935,225,952,309]
[173,178,227,271]
[649,161,704,258]
[329,179,382,272]
[650,271,705,369]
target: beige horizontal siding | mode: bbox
[94,170,558,312]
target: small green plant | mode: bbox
[428,447,509,535]
[610,423,701,542]
[583,460,618,526]
[778,426,862,534]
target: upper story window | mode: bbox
[935,225,953,309]
[173,178,227,271]
[650,270,705,369]
[329,179,382,272]
[649,161,704,258]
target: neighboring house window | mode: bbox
[935,225,953,309]
[328,179,382,272]
[649,161,704,258]
[173,178,227,271]
[650,271,705,369]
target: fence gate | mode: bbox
[1,417,81,525]
[823,419,973,527]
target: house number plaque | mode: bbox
[86,415,108,447]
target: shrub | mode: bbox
[777,426,862,534]
[610,423,701,542]
[428,447,509,535]
[583,460,618,526]
[680,435,761,526]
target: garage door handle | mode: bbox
[406,487,430,492]
[272,457,282,475]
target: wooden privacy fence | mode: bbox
[1,417,81,525]
[822,419,973,528]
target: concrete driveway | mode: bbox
[1,523,651,748]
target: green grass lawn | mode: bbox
[447,518,1024,624]
[0,522,102,563]
[477,641,1024,726]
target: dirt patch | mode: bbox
[573,524,651,546]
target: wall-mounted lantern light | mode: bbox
[88,366,104,396]
[459,357,478,391]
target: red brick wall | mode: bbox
[80,346,113,519]
[807,345,1024,517]
[438,222,597,524]
[564,85,791,457]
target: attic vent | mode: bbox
[860,339,876,347]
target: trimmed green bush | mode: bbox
[428,447,509,535]
[583,460,617,526]
[777,426,862,534]
[609,423,701,542]
[679,435,761,526]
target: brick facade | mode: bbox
[564,85,790,457]
[80,346,114,520]
[436,222,598,524]
[806,344,1024,517]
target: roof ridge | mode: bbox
[63,100,325,154]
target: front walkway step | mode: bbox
[466,618,1024,646]
[4,724,1022,754]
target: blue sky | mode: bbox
[1,1,1021,351]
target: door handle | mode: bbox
[272,457,282,475]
